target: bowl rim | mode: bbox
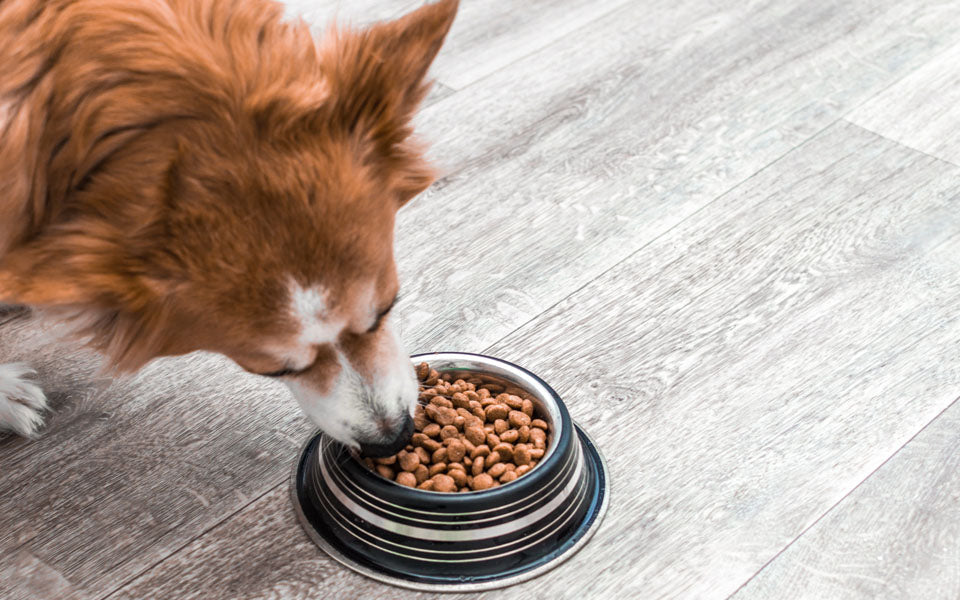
[348,351,572,498]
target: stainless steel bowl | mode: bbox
[291,352,609,592]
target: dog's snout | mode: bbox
[358,412,414,458]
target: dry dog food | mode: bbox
[361,362,550,492]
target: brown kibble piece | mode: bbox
[448,468,468,487]
[488,463,507,478]
[418,479,434,490]
[397,471,417,487]
[464,390,480,402]
[500,429,519,443]
[521,399,535,417]
[425,369,439,385]
[514,446,532,465]
[447,439,466,463]
[399,451,420,472]
[416,362,430,380]
[471,473,494,491]
[414,446,431,464]
[518,425,530,443]
[465,426,486,446]
[485,404,509,421]
[508,410,531,428]
[454,416,466,430]
[411,432,429,447]
[515,465,531,476]
[414,405,430,429]
[503,462,516,472]
[376,465,394,479]
[431,474,457,493]
[505,395,525,410]
[530,428,547,449]
[500,470,518,483]
[485,451,501,467]
[430,396,453,409]
[414,464,429,483]
[530,448,545,459]
[440,425,459,440]
[421,438,442,452]
[472,455,485,476]
[486,432,501,447]
[470,444,490,459]
[531,419,549,431]
[451,392,471,409]
[493,443,514,462]
[432,447,448,463]
[435,406,457,426]
[423,423,441,438]
[494,419,509,435]
[429,462,447,476]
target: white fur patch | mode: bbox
[277,282,343,367]
[285,317,418,449]
[0,363,48,437]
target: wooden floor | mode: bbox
[4,0,960,598]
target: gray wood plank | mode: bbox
[111,122,960,599]
[6,1,960,598]
[394,0,960,356]
[731,396,960,600]
[0,316,313,598]
[848,40,960,166]
[281,0,629,91]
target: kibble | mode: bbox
[361,361,551,492]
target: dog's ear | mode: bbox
[317,0,458,147]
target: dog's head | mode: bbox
[0,0,458,454]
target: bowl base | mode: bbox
[290,423,609,593]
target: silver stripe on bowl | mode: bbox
[317,438,585,541]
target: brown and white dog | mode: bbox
[0,0,457,455]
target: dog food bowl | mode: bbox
[291,352,609,592]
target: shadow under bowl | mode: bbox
[291,352,609,592]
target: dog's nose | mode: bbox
[358,412,415,458]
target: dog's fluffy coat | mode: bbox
[0,0,457,444]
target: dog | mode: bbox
[0,0,457,456]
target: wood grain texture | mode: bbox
[5,1,960,599]
[282,0,629,91]
[848,39,960,166]
[392,0,960,355]
[731,397,960,600]
[111,122,960,599]
[0,314,313,599]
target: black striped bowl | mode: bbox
[291,352,609,592]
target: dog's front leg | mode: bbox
[0,307,48,436]
[0,363,47,437]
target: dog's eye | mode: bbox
[367,295,399,333]
[262,368,297,378]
